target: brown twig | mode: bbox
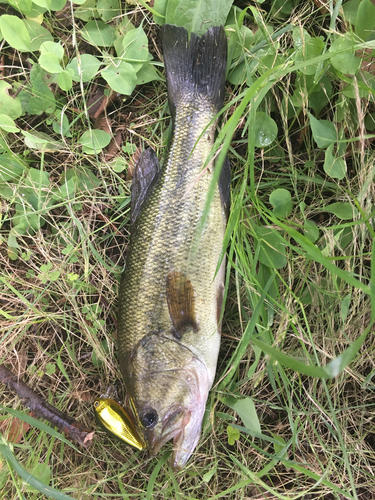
[0,365,94,448]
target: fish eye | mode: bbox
[140,409,158,429]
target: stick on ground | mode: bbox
[0,364,94,447]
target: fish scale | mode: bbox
[117,24,228,470]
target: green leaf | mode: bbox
[40,41,64,59]
[136,63,163,85]
[303,220,319,243]
[0,443,76,500]
[254,111,278,148]
[74,0,97,21]
[202,465,217,483]
[22,130,63,151]
[0,81,22,120]
[294,37,324,75]
[271,433,288,459]
[153,0,167,24]
[252,325,370,379]
[78,129,111,153]
[57,71,73,92]
[0,153,28,181]
[29,74,56,114]
[269,188,292,218]
[7,0,32,15]
[253,225,287,269]
[81,20,116,47]
[355,0,375,41]
[343,0,360,25]
[52,110,71,137]
[0,15,31,52]
[0,114,19,133]
[50,0,67,9]
[25,463,51,494]
[165,0,233,36]
[31,0,52,10]
[226,425,240,446]
[324,202,358,220]
[101,61,137,94]
[96,0,120,22]
[323,144,346,180]
[23,20,53,52]
[67,54,101,83]
[39,52,63,73]
[308,113,336,148]
[341,294,352,323]
[330,37,361,75]
[122,26,149,71]
[225,397,261,434]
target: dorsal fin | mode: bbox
[166,271,198,338]
[131,148,161,225]
[218,156,231,220]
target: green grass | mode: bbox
[1,0,375,498]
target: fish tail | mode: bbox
[161,25,227,118]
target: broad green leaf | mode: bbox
[65,168,101,191]
[225,397,261,434]
[269,188,292,218]
[324,202,358,220]
[323,144,346,180]
[110,157,127,173]
[78,129,111,153]
[40,41,64,59]
[96,0,120,22]
[165,0,233,36]
[271,433,288,459]
[101,61,137,94]
[29,74,56,114]
[343,0,360,25]
[295,37,324,75]
[253,225,287,269]
[136,63,163,85]
[153,0,167,24]
[122,26,149,72]
[0,15,31,52]
[303,220,319,243]
[254,111,278,148]
[0,114,19,133]
[74,0,97,21]
[355,0,375,41]
[81,20,116,47]
[50,0,67,9]
[7,0,32,15]
[308,113,336,148]
[227,425,240,445]
[330,37,361,75]
[25,463,51,494]
[0,443,75,500]
[22,130,63,151]
[202,465,217,483]
[365,112,375,131]
[31,0,52,10]
[67,54,101,82]
[0,153,28,181]
[23,20,53,52]
[57,70,73,91]
[292,27,311,49]
[39,52,63,73]
[0,82,22,120]
[52,110,71,137]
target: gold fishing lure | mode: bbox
[94,397,146,450]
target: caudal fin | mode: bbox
[161,25,227,118]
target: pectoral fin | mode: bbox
[166,271,198,338]
[131,148,161,225]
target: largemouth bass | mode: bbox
[118,24,229,470]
